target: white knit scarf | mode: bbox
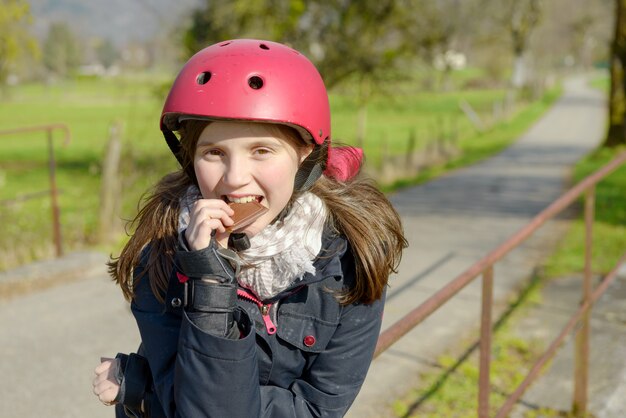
[178,186,326,300]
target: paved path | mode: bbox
[510,264,626,418]
[0,262,140,418]
[348,74,607,417]
[0,74,608,417]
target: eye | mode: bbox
[199,147,224,158]
[251,145,275,158]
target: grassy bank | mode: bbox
[386,86,562,191]
[543,146,626,277]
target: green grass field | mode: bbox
[543,145,626,277]
[0,74,557,269]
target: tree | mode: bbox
[479,0,543,88]
[43,22,82,77]
[183,0,307,60]
[182,1,405,147]
[397,0,480,91]
[183,1,402,89]
[605,0,626,147]
[0,0,39,84]
[95,38,118,69]
[529,0,611,72]
[508,0,542,87]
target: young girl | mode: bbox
[93,39,406,418]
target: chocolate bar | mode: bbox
[227,201,269,232]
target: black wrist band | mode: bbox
[184,280,237,313]
[177,245,235,282]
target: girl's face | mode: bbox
[194,121,313,238]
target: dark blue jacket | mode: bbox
[127,232,384,418]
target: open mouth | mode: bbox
[223,195,263,204]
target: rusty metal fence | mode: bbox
[0,124,71,257]
[375,150,626,417]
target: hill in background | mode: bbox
[28,0,202,47]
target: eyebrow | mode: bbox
[197,137,285,147]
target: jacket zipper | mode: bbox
[237,289,277,335]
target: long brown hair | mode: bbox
[109,120,407,305]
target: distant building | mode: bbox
[434,51,467,71]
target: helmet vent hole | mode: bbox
[219,42,231,47]
[248,76,264,90]
[197,72,212,85]
[259,44,270,50]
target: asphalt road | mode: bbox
[0,268,139,418]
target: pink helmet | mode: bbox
[161,39,361,186]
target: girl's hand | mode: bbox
[93,358,120,406]
[185,199,235,250]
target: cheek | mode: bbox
[262,162,299,197]
[194,162,220,197]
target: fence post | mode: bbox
[47,128,64,257]
[573,187,595,415]
[405,129,416,171]
[379,133,390,183]
[479,266,494,418]
[98,122,123,244]
[459,99,485,132]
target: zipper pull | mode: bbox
[237,289,277,334]
[260,304,277,335]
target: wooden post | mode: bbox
[451,115,459,147]
[380,133,390,183]
[573,188,595,416]
[99,122,123,244]
[47,129,63,257]
[459,99,485,132]
[479,266,494,418]
[406,129,416,171]
[356,104,367,149]
[493,100,503,124]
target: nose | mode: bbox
[222,154,251,187]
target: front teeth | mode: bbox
[229,196,257,204]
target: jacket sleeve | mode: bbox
[132,266,384,418]
[131,269,261,418]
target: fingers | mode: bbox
[94,358,114,374]
[191,199,235,226]
[93,381,119,405]
[93,360,120,406]
[186,199,235,250]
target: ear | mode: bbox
[300,144,315,164]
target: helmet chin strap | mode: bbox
[294,145,325,191]
[163,129,197,183]
[163,129,183,165]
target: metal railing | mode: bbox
[375,150,626,417]
[0,124,71,257]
